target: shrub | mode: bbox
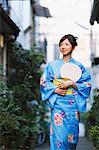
[83,89,99,149]
[0,42,49,149]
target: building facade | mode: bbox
[0,1,19,77]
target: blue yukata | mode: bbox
[40,58,91,150]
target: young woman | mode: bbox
[40,34,91,150]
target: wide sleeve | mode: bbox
[75,64,92,98]
[74,64,92,112]
[40,63,58,108]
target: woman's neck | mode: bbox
[63,55,72,63]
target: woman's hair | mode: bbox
[59,34,78,48]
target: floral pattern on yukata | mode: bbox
[40,75,47,87]
[60,111,66,118]
[84,82,92,87]
[72,90,77,95]
[56,141,62,149]
[50,123,53,136]
[68,99,75,105]
[75,111,80,121]
[54,113,63,125]
[68,134,74,143]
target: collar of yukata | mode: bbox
[61,57,74,64]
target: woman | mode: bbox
[40,34,91,150]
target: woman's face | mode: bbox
[59,38,74,56]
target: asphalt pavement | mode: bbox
[35,137,94,150]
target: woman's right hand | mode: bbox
[58,80,74,89]
[54,87,67,96]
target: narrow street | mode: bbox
[35,137,94,150]
[76,137,94,150]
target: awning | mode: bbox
[33,3,52,18]
[90,0,99,25]
[0,5,20,37]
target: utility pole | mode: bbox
[90,0,95,66]
[90,0,95,104]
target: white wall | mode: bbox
[9,0,33,50]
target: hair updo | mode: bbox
[59,34,78,49]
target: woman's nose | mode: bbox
[61,44,65,49]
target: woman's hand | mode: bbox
[58,80,74,89]
[54,87,67,96]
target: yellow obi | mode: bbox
[53,79,74,95]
